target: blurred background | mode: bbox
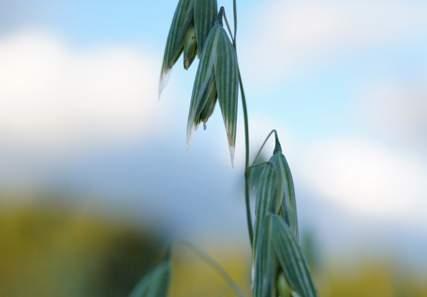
[0,0,426,296]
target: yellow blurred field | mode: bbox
[1,200,426,297]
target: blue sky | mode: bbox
[3,0,425,139]
[1,0,426,266]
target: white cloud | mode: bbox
[357,82,427,147]
[245,0,427,83]
[0,30,164,153]
[298,138,427,225]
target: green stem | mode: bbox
[231,0,254,247]
[253,129,278,164]
[240,71,253,247]
[221,8,234,39]
[176,241,247,297]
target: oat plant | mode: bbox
[130,1,318,296]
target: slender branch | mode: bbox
[231,0,254,247]
[239,70,254,247]
[176,241,247,297]
[253,129,278,164]
[222,8,235,40]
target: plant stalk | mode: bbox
[253,129,278,164]
[231,0,254,247]
[240,71,253,247]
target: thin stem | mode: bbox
[222,8,235,40]
[176,241,247,297]
[239,69,254,247]
[231,0,253,247]
[253,129,278,164]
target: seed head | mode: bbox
[186,23,239,163]
[160,0,218,93]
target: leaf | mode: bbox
[214,27,239,160]
[129,261,171,297]
[161,0,193,83]
[270,137,298,239]
[193,0,218,56]
[252,164,281,297]
[187,25,220,141]
[271,215,317,297]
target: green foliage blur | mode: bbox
[1,192,426,297]
[0,192,164,297]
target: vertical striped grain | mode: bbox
[271,216,317,297]
[194,0,218,56]
[270,151,299,240]
[187,25,220,140]
[253,164,280,297]
[161,0,218,80]
[163,1,237,160]
[161,0,193,77]
[197,77,217,125]
[215,27,239,157]
[183,26,197,69]
[187,23,239,159]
